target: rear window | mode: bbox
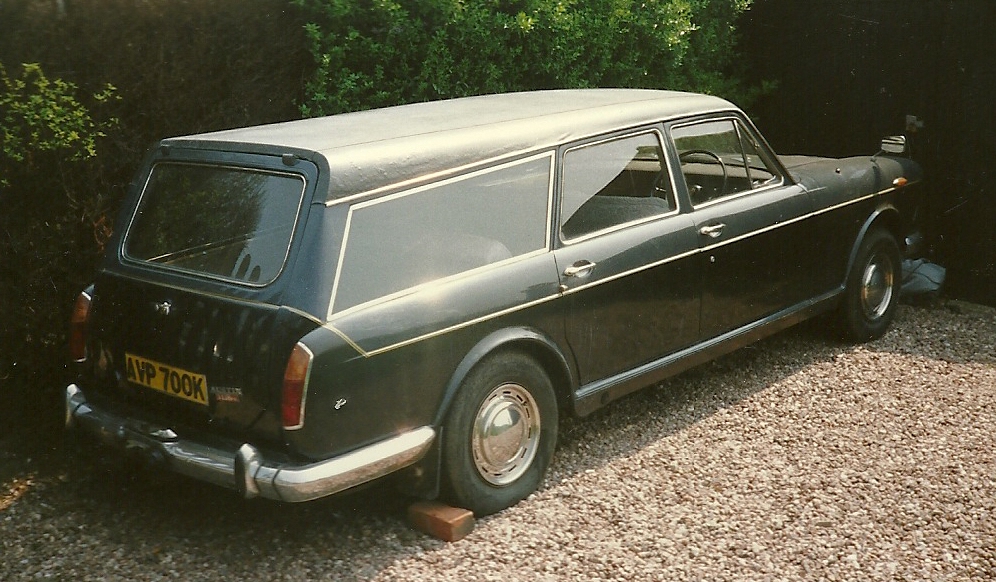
[123,163,306,285]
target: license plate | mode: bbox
[125,352,208,406]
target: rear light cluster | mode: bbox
[70,290,92,362]
[282,342,313,430]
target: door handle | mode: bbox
[563,260,596,278]
[699,223,725,238]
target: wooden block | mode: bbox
[407,500,475,542]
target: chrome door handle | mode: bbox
[699,223,725,238]
[563,261,596,278]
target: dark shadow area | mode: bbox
[741,0,996,306]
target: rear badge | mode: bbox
[153,300,172,317]
[211,386,243,403]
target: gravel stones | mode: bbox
[2,303,995,580]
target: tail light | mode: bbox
[69,289,92,362]
[282,342,313,430]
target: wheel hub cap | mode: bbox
[861,252,894,320]
[472,383,541,486]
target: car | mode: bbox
[65,89,923,515]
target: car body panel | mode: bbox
[66,89,924,503]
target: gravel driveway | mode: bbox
[2,303,995,581]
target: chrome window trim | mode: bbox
[669,115,787,209]
[559,129,681,245]
[327,152,556,320]
[120,161,308,289]
[324,148,555,208]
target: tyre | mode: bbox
[840,228,902,342]
[441,351,558,516]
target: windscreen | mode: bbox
[123,162,306,285]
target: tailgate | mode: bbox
[85,271,319,445]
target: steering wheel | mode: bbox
[679,149,728,202]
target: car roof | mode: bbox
[163,89,737,202]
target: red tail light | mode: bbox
[282,342,313,430]
[69,290,92,362]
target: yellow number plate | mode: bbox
[125,353,208,406]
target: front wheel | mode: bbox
[441,351,558,516]
[840,228,902,342]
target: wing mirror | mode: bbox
[879,135,907,155]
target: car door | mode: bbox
[669,117,816,340]
[553,129,701,387]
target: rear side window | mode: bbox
[123,163,306,285]
[331,154,553,315]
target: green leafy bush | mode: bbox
[295,0,758,116]
[0,63,116,172]
[0,62,119,436]
[0,0,309,441]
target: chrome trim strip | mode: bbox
[559,247,700,296]
[323,178,918,358]
[65,384,436,503]
[331,291,563,359]
[697,183,914,254]
[573,288,842,416]
[325,324,369,357]
[329,248,549,322]
[559,207,681,245]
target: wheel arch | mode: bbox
[431,326,575,428]
[843,204,903,288]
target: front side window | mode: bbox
[672,119,781,206]
[331,154,552,314]
[560,132,674,240]
[123,163,306,285]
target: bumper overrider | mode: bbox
[64,384,436,502]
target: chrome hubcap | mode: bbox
[860,251,894,320]
[472,383,541,486]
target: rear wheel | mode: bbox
[841,228,902,341]
[441,351,557,516]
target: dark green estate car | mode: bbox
[65,90,923,515]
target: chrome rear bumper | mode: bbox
[64,384,435,502]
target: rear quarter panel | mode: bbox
[285,251,568,461]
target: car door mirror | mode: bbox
[880,135,907,155]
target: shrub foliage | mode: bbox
[295,0,755,116]
[0,0,755,440]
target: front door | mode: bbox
[669,117,816,339]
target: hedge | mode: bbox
[0,0,755,441]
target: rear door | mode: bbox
[553,129,700,387]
